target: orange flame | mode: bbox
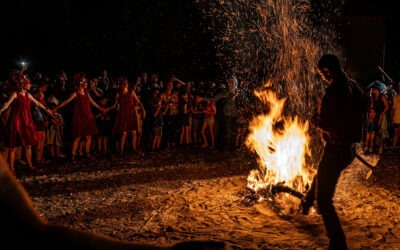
[246,89,311,192]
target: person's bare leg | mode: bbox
[369,134,375,152]
[120,132,127,154]
[85,136,93,158]
[201,124,208,147]
[25,146,37,170]
[78,141,84,156]
[103,137,108,153]
[152,136,157,150]
[364,133,370,151]
[157,136,162,149]
[131,130,137,152]
[185,126,190,144]
[56,146,61,157]
[392,128,400,150]
[180,127,184,145]
[236,128,241,148]
[209,125,215,149]
[72,137,81,162]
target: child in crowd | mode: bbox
[191,96,204,146]
[135,85,144,151]
[201,100,216,149]
[46,103,65,158]
[32,90,49,164]
[364,107,378,153]
[151,90,164,151]
[179,93,192,147]
[95,97,111,154]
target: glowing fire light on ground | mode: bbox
[246,89,312,193]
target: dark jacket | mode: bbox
[205,88,249,118]
[314,73,368,145]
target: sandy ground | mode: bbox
[17,148,400,249]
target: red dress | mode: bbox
[113,91,138,134]
[72,91,98,137]
[6,92,39,147]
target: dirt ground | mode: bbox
[17,147,400,249]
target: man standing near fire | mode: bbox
[301,54,368,249]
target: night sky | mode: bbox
[1,0,399,82]
[0,0,220,80]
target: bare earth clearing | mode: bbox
[18,148,400,249]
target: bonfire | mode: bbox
[241,89,314,206]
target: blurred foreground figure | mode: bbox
[0,155,225,249]
[301,54,368,249]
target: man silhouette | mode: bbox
[301,54,368,249]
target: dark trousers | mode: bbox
[222,115,238,151]
[165,115,179,144]
[304,143,355,249]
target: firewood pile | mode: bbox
[238,183,306,207]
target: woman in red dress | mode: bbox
[0,78,52,174]
[110,79,145,154]
[53,78,105,163]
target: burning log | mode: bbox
[270,184,304,200]
[239,184,305,206]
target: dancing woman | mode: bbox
[110,79,145,154]
[0,78,52,174]
[53,78,105,163]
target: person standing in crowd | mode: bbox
[53,77,105,163]
[199,76,250,152]
[301,54,368,249]
[364,107,378,153]
[0,77,53,174]
[369,82,389,154]
[200,99,216,149]
[31,90,49,164]
[110,79,146,155]
[179,93,192,148]
[134,84,144,151]
[391,83,400,151]
[95,97,111,155]
[151,89,165,151]
[46,102,65,158]
[161,80,180,149]
[98,69,110,92]
[191,95,204,146]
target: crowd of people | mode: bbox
[363,81,400,155]
[0,67,253,176]
[1,64,400,177]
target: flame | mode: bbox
[246,89,311,192]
